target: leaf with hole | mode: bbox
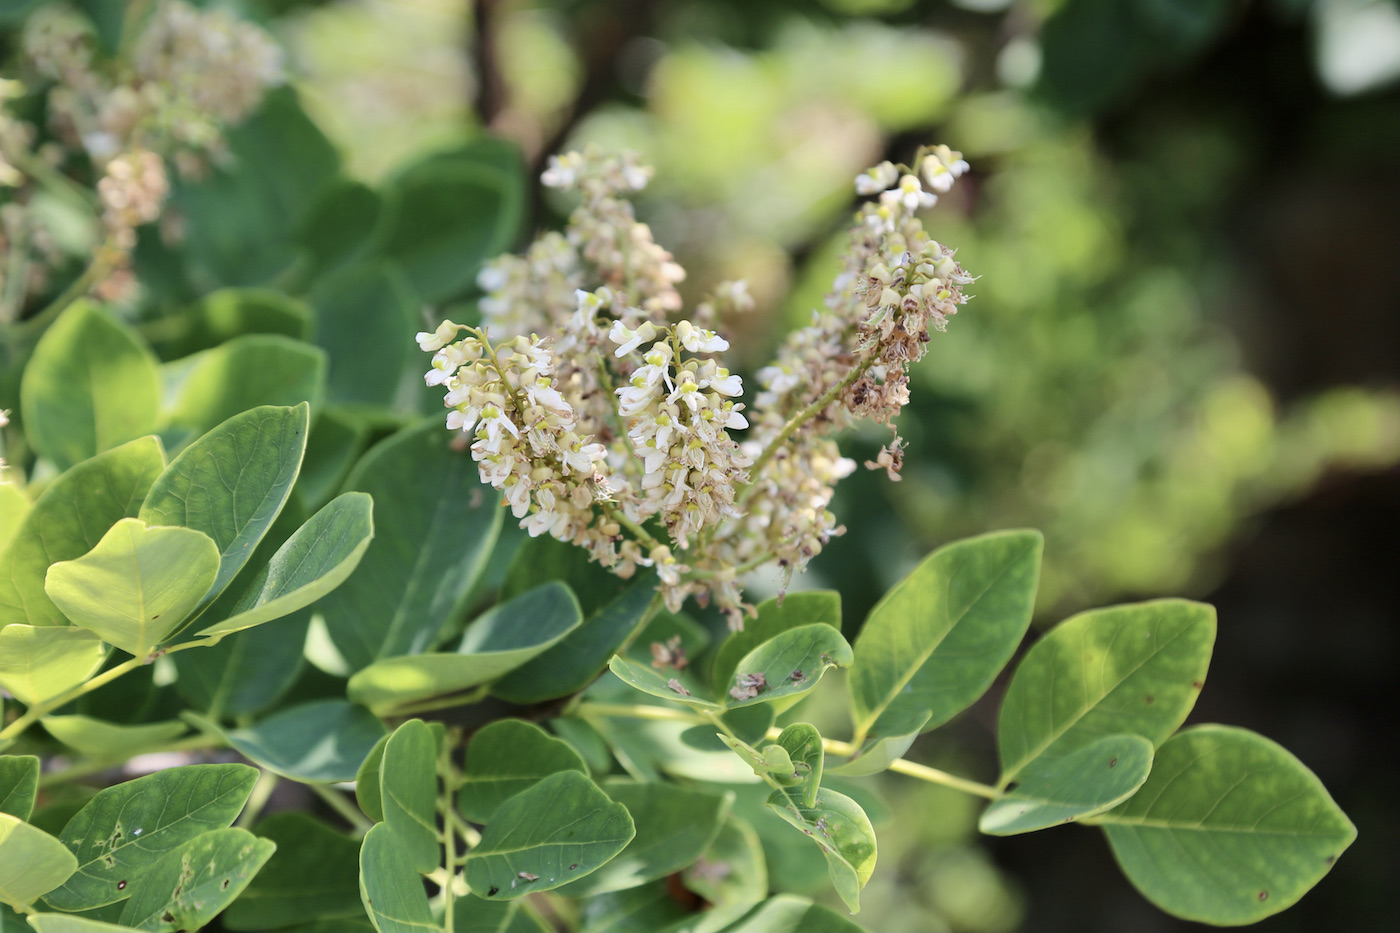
[139,404,309,617]
[979,734,1153,835]
[1097,725,1356,925]
[711,592,840,696]
[457,720,588,824]
[45,519,219,657]
[348,582,581,715]
[0,437,164,629]
[20,300,161,471]
[463,771,634,899]
[764,787,877,913]
[44,763,257,911]
[722,624,852,710]
[848,530,1042,743]
[318,418,501,671]
[997,599,1215,784]
[608,654,721,709]
[0,624,107,705]
[116,827,274,932]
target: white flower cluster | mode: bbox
[424,146,974,628]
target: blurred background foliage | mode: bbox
[5,0,1398,930]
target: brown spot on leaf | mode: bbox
[1258,891,1269,901]
[1109,758,1118,768]
[1192,681,1203,689]
[117,880,127,890]
[487,886,499,896]
[1144,695,1155,704]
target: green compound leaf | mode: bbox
[608,655,721,710]
[0,756,39,820]
[45,519,220,658]
[764,787,877,914]
[117,827,275,932]
[225,700,386,784]
[463,771,635,899]
[558,781,731,896]
[491,572,657,705]
[380,720,439,876]
[722,624,852,711]
[457,720,587,824]
[0,437,165,629]
[139,404,309,617]
[356,733,390,824]
[20,300,161,471]
[45,763,257,912]
[162,335,326,444]
[196,491,374,639]
[358,824,436,932]
[319,418,501,672]
[1098,725,1356,925]
[0,814,77,910]
[849,530,1042,742]
[979,734,1153,836]
[348,582,581,715]
[0,624,107,705]
[997,599,1215,784]
[682,815,768,908]
[223,812,367,931]
[42,717,187,758]
[711,592,841,695]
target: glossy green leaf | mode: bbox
[559,781,731,895]
[356,733,390,824]
[773,724,823,808]
[997,599,1215,784]
[319,418,501,671]
[720,895,866,933]
[45,519,220,657]
[682,815,768,908]
[298,408,369,509]
[979,734,1153,835]
[116,827,274,931]
[0,485,30,555]
[453,893,550,933]
[171,610,309,718]
[722,624,852,710]
[826,713,930,778]
[578,881,689,933]
[20,301,160,471]
[0,624,106,705]
[0,814,77,910]
[224,812,367,931]
[309,262,419,408]
[357,823,435,933]
[41,717,187,758]
[376,148,523,303]
[225,700,386,784]
[45,763,257,911]
[711,592,841,695]
[139,404,309,616]
[295,179,381,279]
[26,914,141,932]
[141,288,311,360]
[764,787,877,913]
[0,756,39,821]
[1099,725,1356,924]
[849,530,1042,742]
[162,335,326,443]
[0,437,164,629]
[492,573,657,704]
[348,582,581,714]
[457,720,587,824]
[499,533,619,616]
[379,721,439,876]
[608,655,721,709]
[463,771,635,899]
[196,491,374,638]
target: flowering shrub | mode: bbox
[0,5,1355,933]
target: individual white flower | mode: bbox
[609,319,659,357]
[855,160,899,195]
[417,320,461,352]
[920,146,970,193]
[675,320,729,353]
[881,174,936,213]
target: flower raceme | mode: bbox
[419,145,974,627]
